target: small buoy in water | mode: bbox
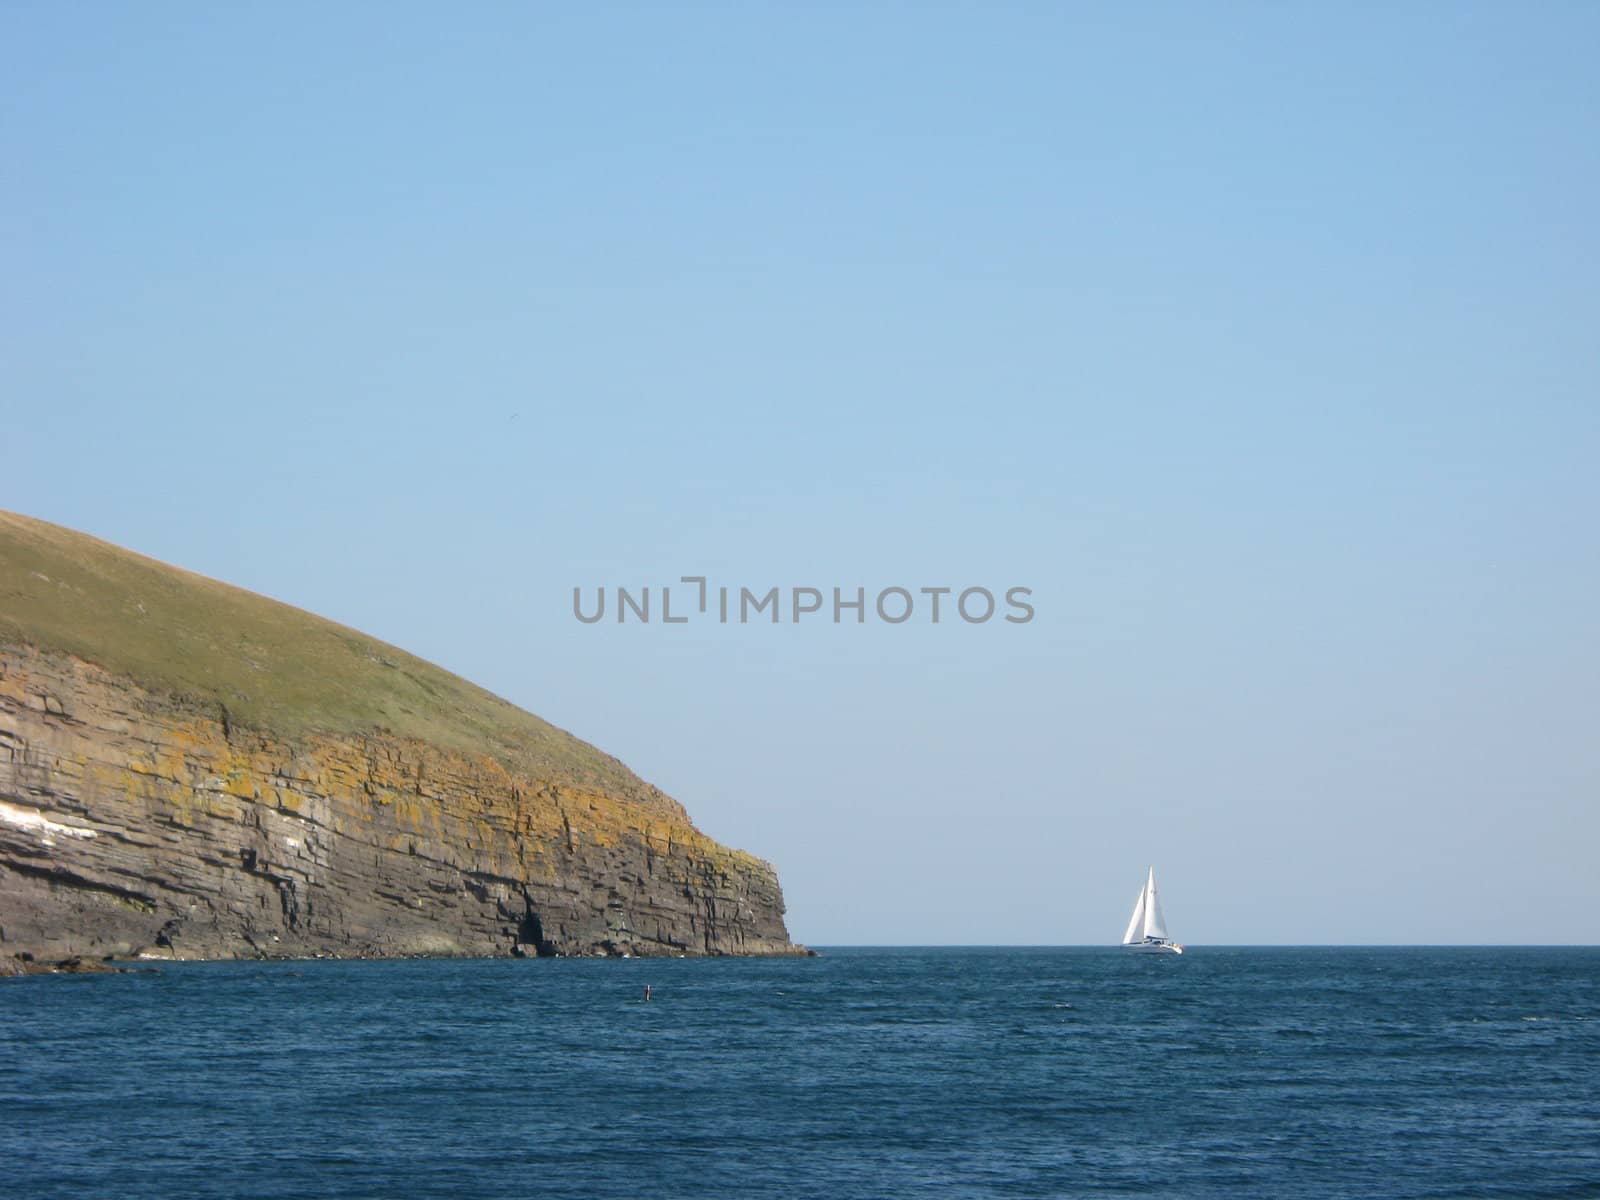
[645,984,652,1002]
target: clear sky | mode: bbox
[5,4,1597,944]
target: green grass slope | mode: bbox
[0,511,644,797]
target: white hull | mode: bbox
[1123,941,1184,955]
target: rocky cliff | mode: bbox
[0,512,803,961]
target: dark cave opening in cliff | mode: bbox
[518,906,558,957]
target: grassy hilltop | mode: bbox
[0,511,644,799]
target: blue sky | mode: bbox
[5,3,1598,943]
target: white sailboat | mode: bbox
[1122,866,1184,954]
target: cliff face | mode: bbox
[0,515,802,961]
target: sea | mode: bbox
[3,946,1597,1199]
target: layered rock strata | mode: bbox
[0,643,801,961]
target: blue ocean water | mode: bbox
[3,947,1597,1199]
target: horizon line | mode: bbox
[795,942,1600,949]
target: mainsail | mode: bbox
[1142,869,1169,940]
